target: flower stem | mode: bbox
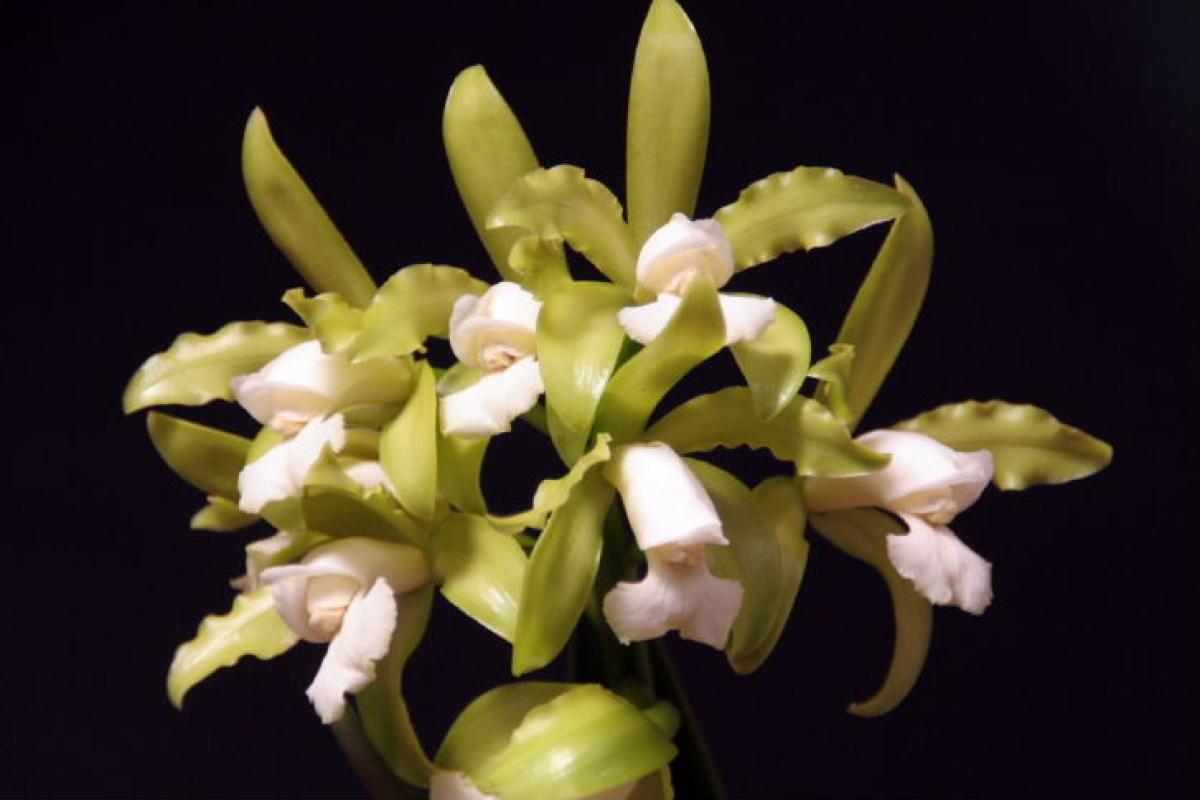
[331,707,423,800]
[649,641,727,800]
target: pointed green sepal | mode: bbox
[807,343,855,426]
[381,362,438,521]
[189,496,258,532]
[146,412,251,501]
[352,264,487,362]
[438,431,489,514]
[433,513,527,642]
[489,434,612,533]
[281,287,364,353]
[729,300,811,420]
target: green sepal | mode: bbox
[436,682,575,772]
[296,446,428,546]
[189,497,258,532]
[242,108,376,307]
[433,513,527,642]
[645,387,889,477]
[729,300,811,420]
[895,400,1113,489]
[818,175,931,428]
[685,460,783,669]
[246,425,284,463]
[537,282,630,463]
[166,587,299,709]
[352,264,487,362]
[381,362,438,521]
[807,343,855,426]
[509,235,572,299]
[443,66,569,284]
[146,412,251,501]
[714,166,911,271]
[512,474,614,676]
[281,287,363,353]
[626,0,710,245]
[594,274,724,442]
[810,508,932,717]
[358,585,436,788]
[488,165,638,290]
[123,322,309,413]
[438,431,489,514]
[489,434,612,534]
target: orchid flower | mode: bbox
[430,770,643,800]
[440,281,545,437]
[237,413,347,514]
[805,429,995,614]
[259,537,429,723]
[617,213,776,346]
[601,443,744,648]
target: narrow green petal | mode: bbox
[167,587,298,708]
[146,412,251,501]
[489,434,612,534]
[729,300,811,420]
[352,264,487,362]
[123,321,309,413]
[434,514,527,642]
[438,431,489,514]
[627,0,710,244]
[189,497,258,532]
[436,682,576,773]
[896,400,1113,489]
[302,485,427,548]
[810,508,933,717]
[714,166,911,271]
[509,235,572,299]
[807,343,855,426]
[381,362,438,521]
[242,108,376,308]
[281,287,364,353]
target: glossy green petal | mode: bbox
[381,362,438,521]
[626,0,709,245]
[242,109,376,308]
[167,587,298,709]
[433,513,527,642]
[645,387,889,477]
[685,460,782,671]
[895,400,1113,490]
[509,234,572,299]
[490,434,612,534]
[810,508,932,717]
[189,497,258,532]
[714,166,911,271]
[594,275,724,442]
[302,486,427,548]
[538,282,630,463]
[512,474,613,676]
[358,585,436,788]
[352,264,487,362]
[281,287,364,353]
[436,682,576,772]
[123,321,309,413]
[488,165,638,290]
[146,412,251,501]
[438,432,489,514]
[444,66,569,284]
[729,300,811,420]
[818,176,931,428]
[807,343,855,426]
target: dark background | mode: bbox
[4,2,1196,797]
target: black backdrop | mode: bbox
[4,2,1197,797]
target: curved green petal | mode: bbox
[489,434,612,534]
[807,343,855,426]
[645,387,889,477]
[167,587,298,709]
[714,166,911,271]
[381,362,438,521]
[242,108,376,308]
[729,300,811,420]
[189,497,257,532]
[443,66,569,284]
[626,0,709,245]
[146,412,251,501]
[281,287,364,353]
[488,165,638,290]
[352,264,487,362]
[895,400,1113,490]
[437,682,575,772]
[123,321,309,413]
[438,431,489,514]
[302,485,427,548]
[434,514,527,642]
[509,234,572,299]
[809,508,933,717]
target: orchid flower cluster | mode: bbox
[123,2,1112,797]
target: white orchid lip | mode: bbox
[236,413,347,514]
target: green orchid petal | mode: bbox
[433,513,527,642]
[818,175,932,428]
[508,234,572,299]
[281,287,364,353]
[627,0,710,245]
[714,166,911,271]
[443,66,569,285]
[895,400,1113,490]
[438,431,489,515]
[645,387,889,477]
[729,300,811,420]
[512,474,614,676]
[167,587,298,709]
[146,412,251,501]
[189,497,258,532]
[382,362,438,521]
[488,165,638,290]
[123,321,309,413]
[490,434,612,534]
[352,264,487,362]
[436,682,575,773]
[242,108,376,308]
[807,343,855,426]
[594,274,724,442]
[245,425,284,463]
[810,508,932,717]
[301,485,427,548]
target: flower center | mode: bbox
[305,574,363,640]
[479,343,524,372]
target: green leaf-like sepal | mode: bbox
[714,166,911,271]
[146,412,251,501]
[646,387,889,477]
[123,321,310,413]
[167,587,298,709]
[807,343,855,425]
[381,362,438,521]
[352,264,487,362]
[488,165,638,290]
[895,400,1113,490]
[242,108,376,307]
[810,508,932,717]
[281,287,363,353]
[729,301,811,420]
[438,431,489,515]
[433,514,527,642]
[489,434,612,533]
[189,497,257,532]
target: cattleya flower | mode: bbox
[805,429,995,614]
[440,282,545,437]
[430,770,642,800]
[237,413,347,514]
[259,537,429,723]
[617,213,776,345]
[602,443,744,648]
